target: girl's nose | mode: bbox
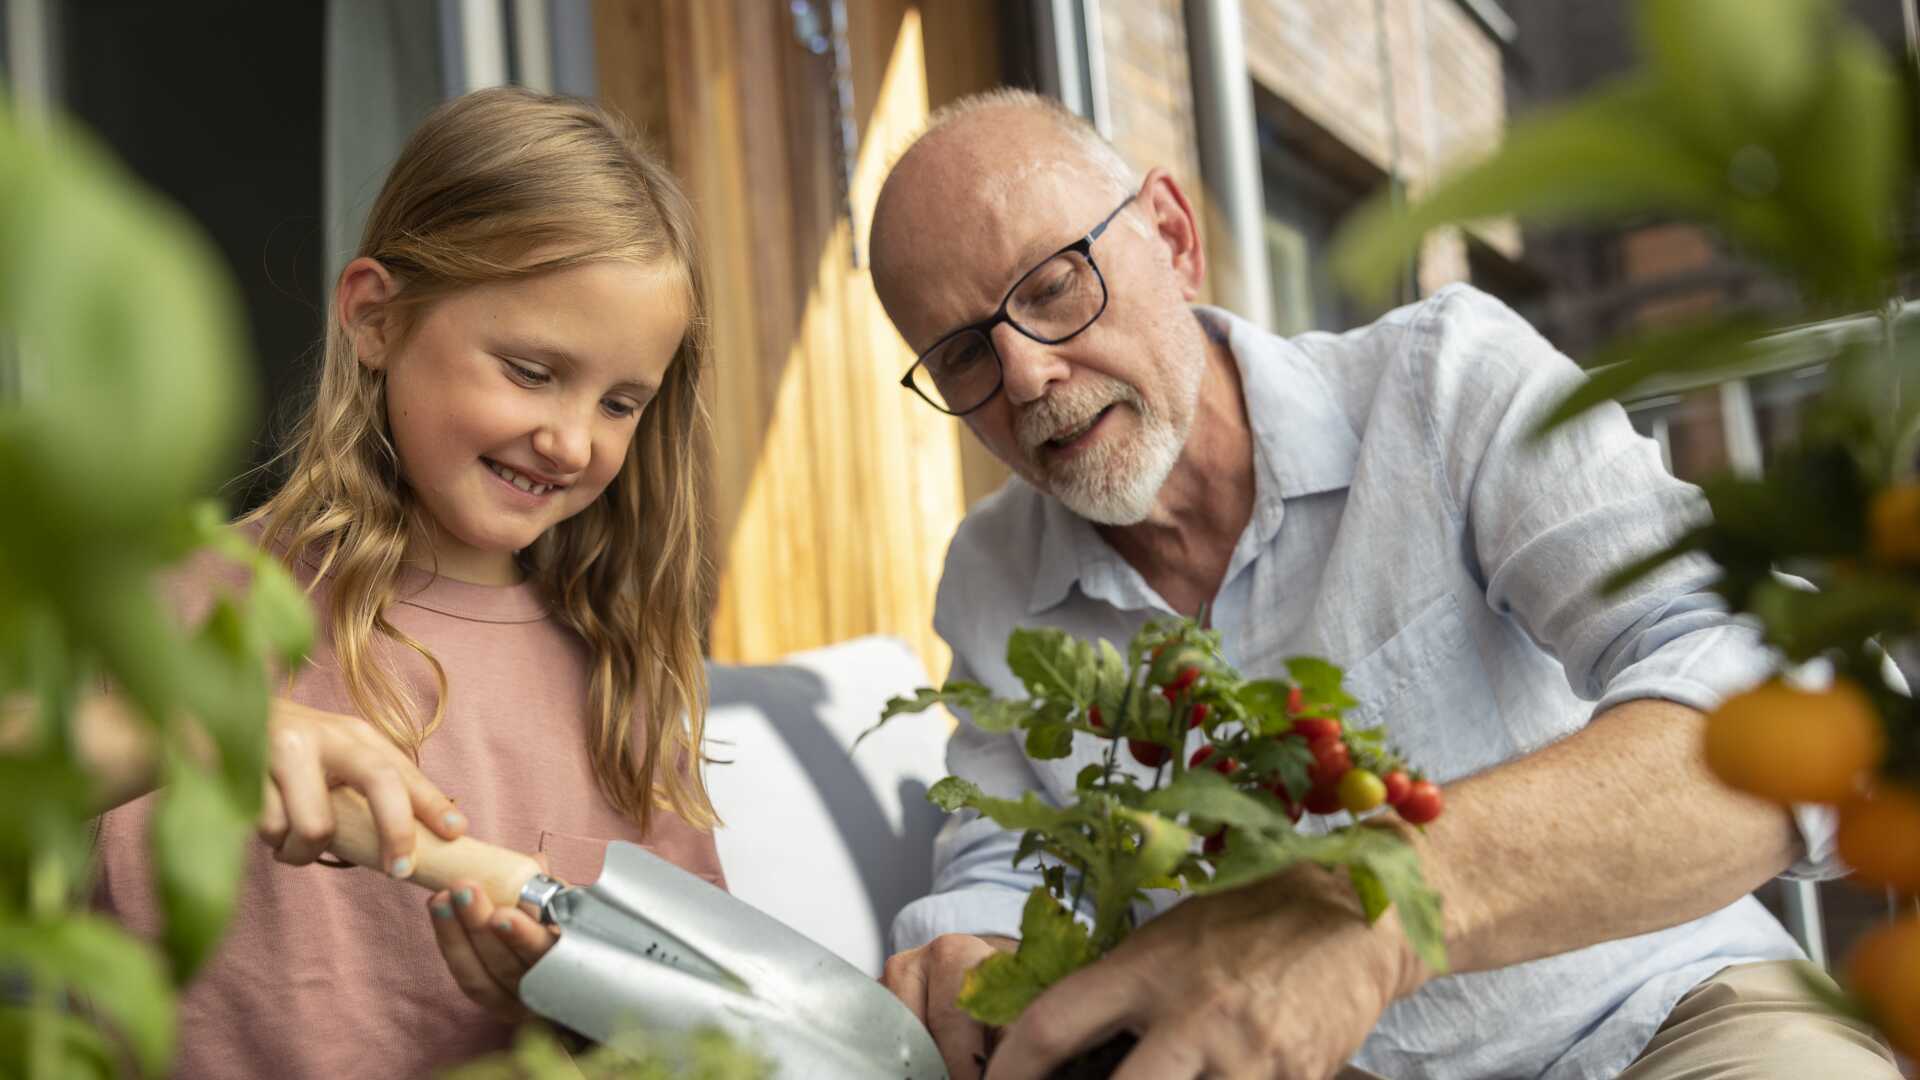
[532,414,592,476]
[992,323,1071,405]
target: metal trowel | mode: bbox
[327,789,948,1078]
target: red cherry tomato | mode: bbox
[1161,666,1202,697]
[1128,738,1170,768]
[1188,745,1238,776]
[1203,826,1230,855]
[1264,781,1304,822]
[1188,702,1211,730]
[1398,780,1444,824]
[1286,685,1305,715]
[1381,770,1412,806]
[1308,736,1351,788]
[1303,784,1343,815]
[1291,716,1342,742]
[1088,705,1104,730]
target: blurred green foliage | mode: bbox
[0,99,315,1076]
[438,1024,770,1080]
[1332,0,1920,781]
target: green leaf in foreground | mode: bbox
[0,915,176,1075]
[153,752,253,983]
[1202,826,1447,975]
[956,888,1097,1026]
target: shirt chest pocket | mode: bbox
[1341,595,1507,785]
[538,829,610,887]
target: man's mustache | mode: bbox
[1016,376,1144,455]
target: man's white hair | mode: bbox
[909,87,1138,198]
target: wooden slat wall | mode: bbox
[595,1,1010,675]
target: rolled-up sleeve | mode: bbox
[1416,286,1839,878]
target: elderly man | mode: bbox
[865,89,1897,1080]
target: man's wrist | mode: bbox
[1254,855,1434,1005]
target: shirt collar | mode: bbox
[1026,306,1361,615]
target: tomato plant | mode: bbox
[870,617,1448,1026]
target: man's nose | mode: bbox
[992,323,1071,406]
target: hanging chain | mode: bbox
[790,0,864,267]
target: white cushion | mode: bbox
[705,636,949,976]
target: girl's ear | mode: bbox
[336,257,399,371]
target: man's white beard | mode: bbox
[1017,360,1201,526]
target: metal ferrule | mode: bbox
[518,873,567,925]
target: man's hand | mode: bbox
[983,866,1426,1080]
[882,933,1018,1079]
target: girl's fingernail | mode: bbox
[431,903,453,920]
[494,917,513,933]
[454,887,473,907]
[389,856,413,879]
[443,810,468,832]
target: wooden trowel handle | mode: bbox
[326,788,547,909]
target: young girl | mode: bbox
[93,87,724,1077]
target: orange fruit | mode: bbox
[1837,784,1920,896]
[1869,484,1920,567]
[1845,915,1920,1059]
[1702,678,1884,803]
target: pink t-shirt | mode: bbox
[94,548,726,1078]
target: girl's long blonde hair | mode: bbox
[243,87,716,831]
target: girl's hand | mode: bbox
[429,875,560,1021]
[256,699,467,876]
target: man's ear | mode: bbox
[1138,169,1207,301]
[336,257,399,371]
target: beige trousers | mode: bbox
[1338,959,1902,1079]
[1616,960,1901,1079]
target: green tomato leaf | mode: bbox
[1024,719,1076,760]
[1283,657,1356,714]
[0,914,176,1075]
[1200,826,1447,974]
[1233,679,1292,734]
[1139,769,1290,832]
[1092,638,1129,712]
[1007,627,1096,704]
[1074,763,1106,791]
[926,776,984,813]
[859,682,994,750]
[956,888,1097,1026]
[1348,864,1391,923]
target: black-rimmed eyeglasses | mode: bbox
[900,193,1136,416]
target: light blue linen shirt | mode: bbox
[891,285,1841,1080]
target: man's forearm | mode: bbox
[1397,697,1800,980]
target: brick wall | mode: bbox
[1097,0,1207,216]
[1094,0,1514,296]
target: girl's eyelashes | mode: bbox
[501,354,648,419]
[501,357,551,386]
